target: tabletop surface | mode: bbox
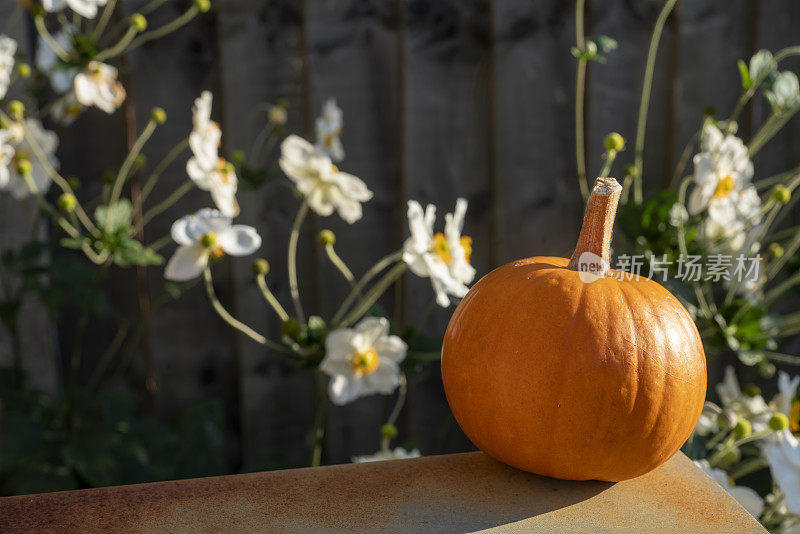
[0,451,765,533]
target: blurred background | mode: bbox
[1,0,799,483]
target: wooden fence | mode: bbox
[1,0,799,469]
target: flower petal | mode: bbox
[218,225,261,256]
[164,244,209,281]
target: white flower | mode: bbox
[279,135,372,223]
[0,131,15,191]
[403,199,475,307]
[0,35,17,100]
[41,0,108,19]
[315,97,344,162]
[74,61,126,114]
[36,28,77,94]
[717,366,773,433]
[0,119,59,200]
[164,209,261,281]
[352,447,421,463]
[699,187,762,254]
[186,91,239,217]
[766,71,800,111]
[693,401,722,437]
[320,317,407,406]
[693,460,764,518]
[764,431,800,515]
[268,104,287,125]
[772,372,800,420]
[689,124,754,223]
[51,92,84,125]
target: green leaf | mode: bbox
[95,200,133,232]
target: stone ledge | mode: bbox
[0,452,764,533]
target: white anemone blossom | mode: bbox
[320,317,407,406]
[315,97,344,162]
[716,366,773,433]
[693,460,764,518]
[164,209,261,282]
[352,447,421,463]
[279,135,372,223]
[0,119,59,200]
[772,371,800,424]
[763,431,800,515]
[186,91,239,217]
[36,28,78,95]
[689,124,755,224]
[41,0,108,19]
[0,35,17,100]
[74,61,126,114]
[699,186,761,254]
[403,199,475,307]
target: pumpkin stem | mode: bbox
[567,177,622,277]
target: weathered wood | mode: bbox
[305,0,405,463]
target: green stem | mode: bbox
[127,5,200,51]
[633,0,678,205]
[729,457,768,480]
[324,243,355,287]
[142,181,194,225]
[288,201,309,323]
[763,351,800,366]
[87,321,129,390]
[381,373,407,452]
[748,106,800,156]
[339,263,408,329]
[139,0,170,15]
[671,129,699,187]
[311,369,326,467]
[34,16,71,61]
[256,274,290,322]
[729,46,800,125]
[110,119,157,207]
[676,177,714,320]
[249,123,277,166]
[204,267,283,349]
[332,251,403,326]
[93,0,117,38]
[95,26,139,62]
[598,150,618,178]
[140,138,189,202]
[147,233,173,252]
[763,266,800,307]
[708,430,772,467]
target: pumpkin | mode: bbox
[441,177,706,482]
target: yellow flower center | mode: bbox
[351,349,379,375]
[714,174,736,199]
[432,233,473,265]
[216,158,232,183]
[790,400,800,433]
[200,232,224,258]
[330,163,339,173]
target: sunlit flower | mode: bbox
[0,131,15,191]
[693,460,764,518]
[766,71,800,112]
[0,35,17,100]
[320,317,407,406]
[689,124,754,223]
[0,119,59,200]
[279,135,372,223]
[693,401,722,437]
[699,187,761,253]
[74,61,126,114]
[772,372,800,427]
[36,28,77,94]
[164,209,261,281]
[41,0,108,19]
[764,431,800,515]
[717,366,773,433]
[352,447,421,463]
[315,97,344,162]
[403,199,475,307]
[187,91,239,217]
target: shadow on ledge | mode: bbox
[0,451,765,533]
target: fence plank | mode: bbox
[401,0,495,454]
[216,0,318,469]
[305,0,406,463]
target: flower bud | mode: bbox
[222,161,235,175]
[268,105,287,125]
[15,63,31,79]
[8,100,24,120]
[194,0,211,13]
[733,419,752,439]
[134,154,147,168]
[769,243,784,259]
[57,193,78,213]
[101,172,116,184]
[281,318,301,338]
[770,413,790,431]
[232,150,246,165]
[252,258,270,276]
[201,232,217,248]
[130,13,147,31]
[772,184,791,204]
[743,384,761,398]
[603,132,625,152]
[380,424,398,439]
[623,164,637,178]
[150,107,167,124]
[16,158,31,176]
[318,229,336,246]
[31,6,46,17]
[66,176,81,190]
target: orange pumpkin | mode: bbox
[441,177,706,482]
